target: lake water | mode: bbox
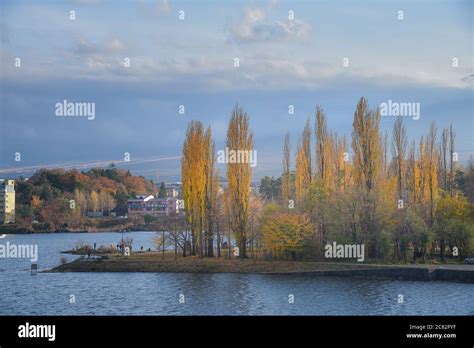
[0,232,473,315]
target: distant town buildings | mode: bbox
[154,182,183,198]
[0,179,15,224]
[127,195,181,217]
[165,187,179,198]
[164,182,182,198]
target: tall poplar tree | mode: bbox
[281,132,291,204]
[351,97,382,256]
[226,105,254,259]
[181,121,209,257]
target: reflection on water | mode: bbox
[0,232,473,315]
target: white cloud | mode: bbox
[229,7,311,43]
[3,46,471,92]
[74,37,128,55]
[275,19,311,39]
[106,38,127,52]
[2,20,470,92]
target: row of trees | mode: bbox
[177,99,472,262]
[181,105,254,258]
[271,97,473,260]
[13,98,470,262]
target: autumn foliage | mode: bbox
[261,97,473,261]
[13,165,155,232]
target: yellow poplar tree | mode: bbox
[205,130,218,257]
[281,132,291,205]
[226,105,254,259]
[315,106,330,187]
[181,121,209,257]
[295,119,312,202]
[425,121,439,225]
[351,97,382,256]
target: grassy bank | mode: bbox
[50,253,365,273]
[47,252,474,283]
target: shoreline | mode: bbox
[0,220,156,234]
[47,254,474,283]
[0,228,158,235]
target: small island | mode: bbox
[48,248,474,284]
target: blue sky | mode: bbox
[0,0,472,181]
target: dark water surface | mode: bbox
[0,232,473,315]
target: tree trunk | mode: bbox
[162,230,165,260]
[240,227,247,259]
[440,239,445,261]
[216,220,221,258]
[207,237,214,257]
[199,216,203,258]
[227,225,231,260]
[174,238,178,261]
[191,225,196,256]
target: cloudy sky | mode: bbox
[0,0,472,181]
